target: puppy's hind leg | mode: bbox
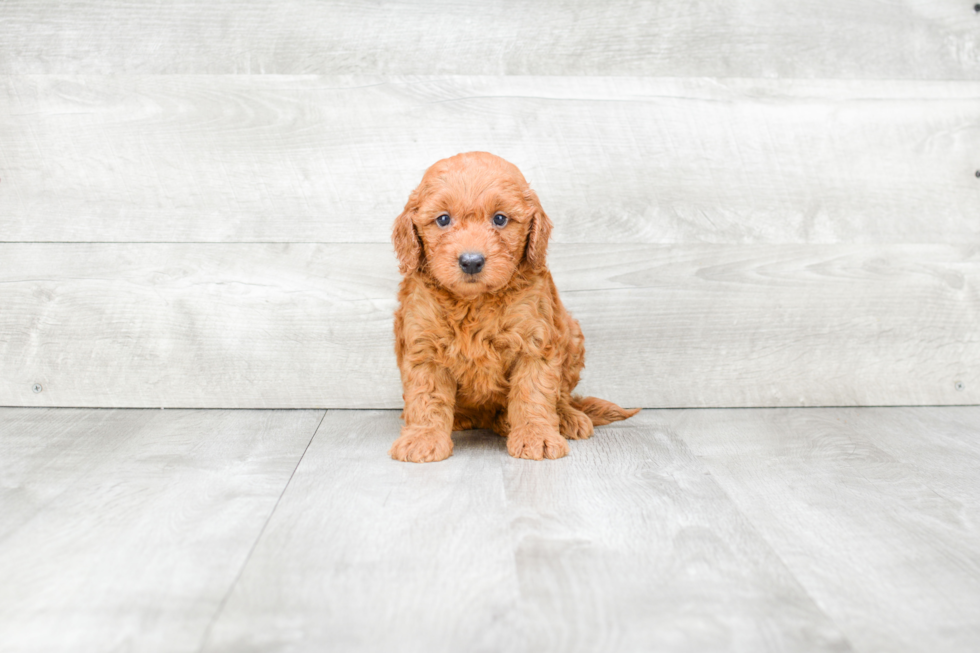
[491,410,510,438]
[452,408,480,431]
[556,313,592,440]
[558,395,594,440]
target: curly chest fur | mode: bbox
[395,275,558,409]
[437,309,524,406]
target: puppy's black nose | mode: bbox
[458,252,485,275]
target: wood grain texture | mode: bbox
[0,408,151,541]
[1,243,975,409]
[666,406,980,653]
[2,76,978,244]
[499,412,850,652]
[0,408,324,653]
[202,410,850,653]
[853,406,980,511]
[4,408,979,650]
[1,1,977,79]
[200,410,526,653]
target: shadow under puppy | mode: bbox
[391,152,639,462]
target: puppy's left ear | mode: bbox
[392,188,423,275]
[523,188,553,272]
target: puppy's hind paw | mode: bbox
[559,405,594,440]
[507,425,569,460]
[390,428,453,463]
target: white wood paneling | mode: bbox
[2,76,978,244]
[1,1,977,79]
[1,243,975,409]
[201,410,849,653]
[666,406,980,653]
[0,408,323,653]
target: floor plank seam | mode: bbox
[193,409,327,653]
[669,423,860,651]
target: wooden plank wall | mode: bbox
[1,1,978,408]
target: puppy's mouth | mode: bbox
[454,275,490,295]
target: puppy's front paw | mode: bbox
[559,405,594,440]
[507,424,569,460]
[390,427,453,463]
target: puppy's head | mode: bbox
[392,152,552,298]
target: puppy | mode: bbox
[391,152,639,462]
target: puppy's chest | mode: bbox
[439,314,522,397]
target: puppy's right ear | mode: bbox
[392,188,422,275]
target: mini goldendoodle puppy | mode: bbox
[391,151,639,462]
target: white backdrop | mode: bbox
[1,1,977,408]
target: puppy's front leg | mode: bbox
[390,363,456,463]
[506,357,569,460]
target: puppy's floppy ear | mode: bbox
[392,188,423,275]
[523,188,553,272]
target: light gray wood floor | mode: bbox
[2,407,978,652]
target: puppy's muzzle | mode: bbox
[458,252,485,275]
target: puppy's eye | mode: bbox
[492,213,508,227]
[435,214,451,227]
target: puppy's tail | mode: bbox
[570,395,641,426]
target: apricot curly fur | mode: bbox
[390,152,639,463]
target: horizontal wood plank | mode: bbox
[0,408,323,652]
[668,406,980,652]
[2,76,978,244]
[1,1,978,79]
[0,243,975,408]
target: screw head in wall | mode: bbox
[955,381,965,392]
[32,383,42,393]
